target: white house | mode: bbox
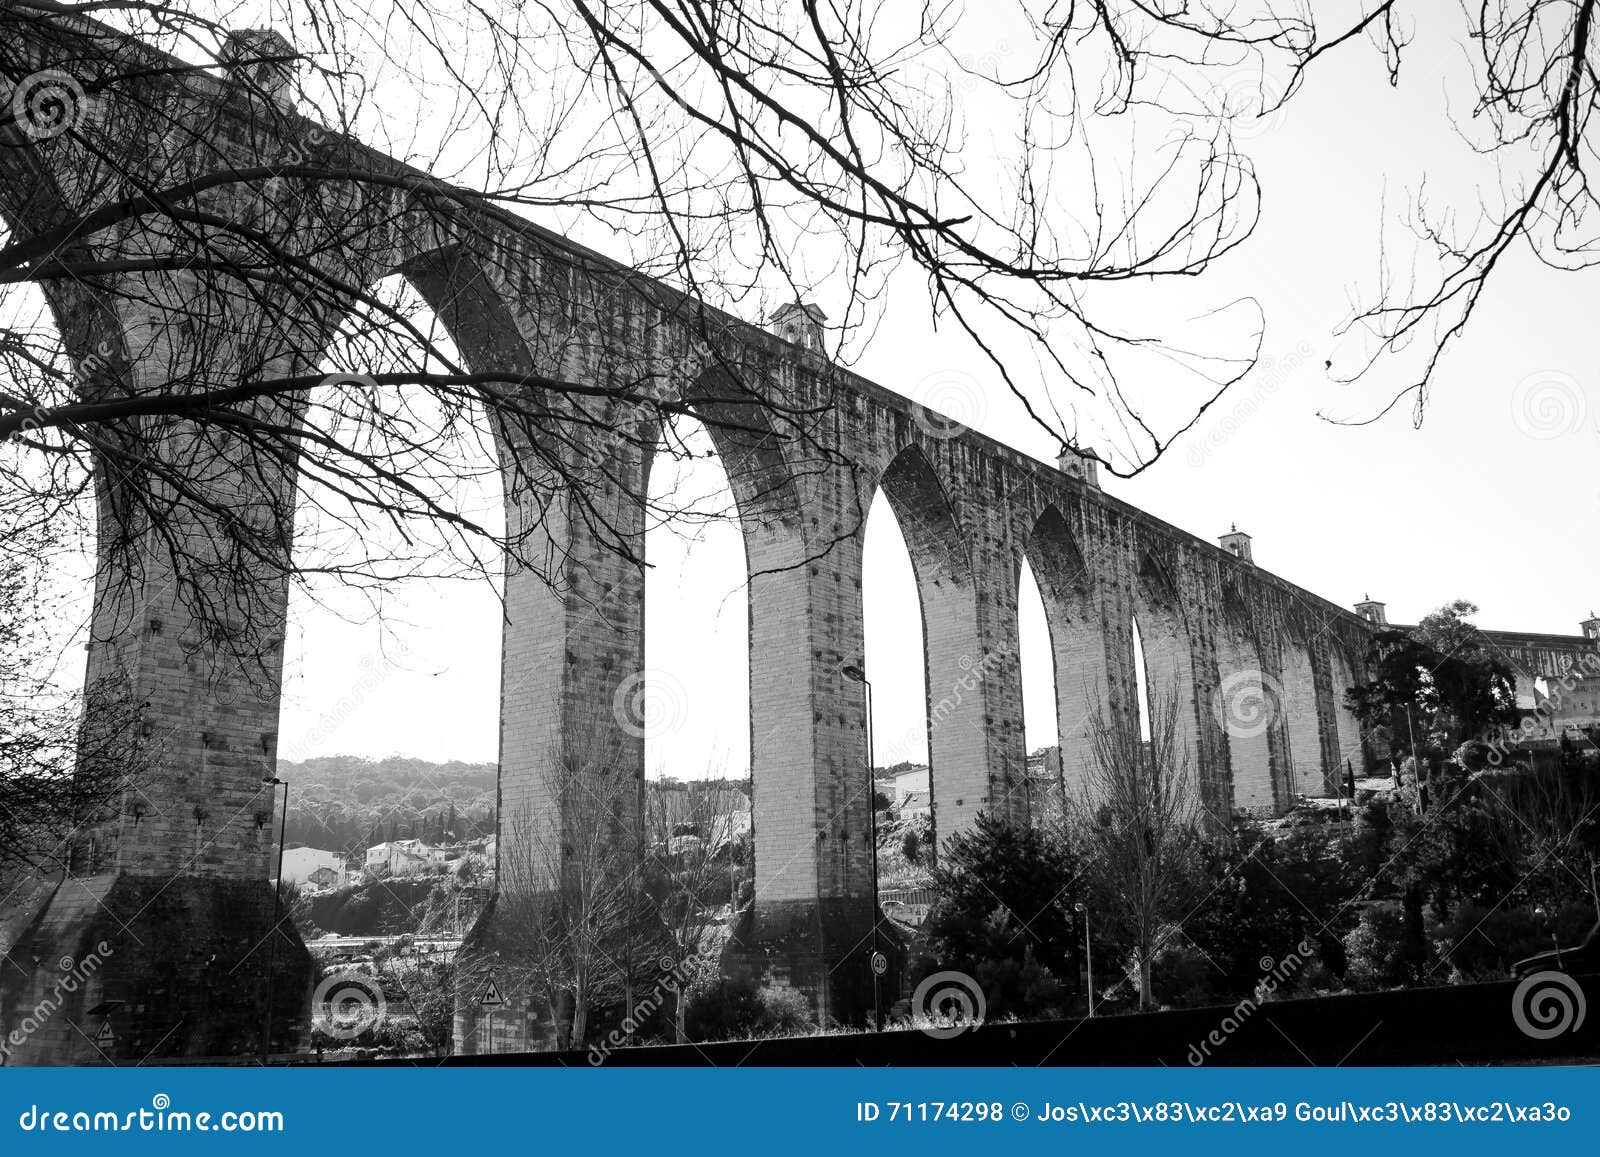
[890,765,929,801]
[364,838,444,877]
[278,847,348,889]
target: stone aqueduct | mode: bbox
[2,21,1596,1063]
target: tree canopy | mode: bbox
[1345,600,1518,755]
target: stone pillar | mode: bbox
[0,319,312,1064]
[726,455,895,1027]
[1215,627,1275,812]
[962,550,1028,826]
[918,564,988,840]
[876,446,1020,840]
[454,431,647,1054]
[1086,534,1230,820]
[1329,648,1372,777]
[1274,641,1318,799]
[1512,669,1541,711]
[1125,539,1231,820]
[1091,587,1145,803]
[1261,640,1295,812]
[1132,605,1202,775]
[744,518,829,909]
[1307,641,1345,796]
[1098,592,1144,765]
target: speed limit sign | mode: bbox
[870,951,889,976]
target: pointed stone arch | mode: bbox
[678,367,806,537]
[673,367,819,911]
[879,444,973,592]
[872,444,990,839]
[1021,504,1107,805]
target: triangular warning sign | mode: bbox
[94,1021,116,1046]
[478,978,505,1007]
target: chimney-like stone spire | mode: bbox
[221,29,298,113]
[1219,525,1253,564]
[1056,446,1100,490]
[767,301,827,357]
[1356,595,1387,626]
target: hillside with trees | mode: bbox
[275,756,497,856]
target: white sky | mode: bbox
[11,8,1593,774]
[272,10,1600,771]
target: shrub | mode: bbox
[900,827,922,865]
[683,977,816,1041]
[1342,902,1420,988]
[1296,958,1342,995]
[1432,902,1595,981]
[914,812,1079,1021]
[1182,824,1358,999]
[1149,937,1218,1009]
[753,985,813,1036]
[683,978,753,1041]
[966,946,1069,1021]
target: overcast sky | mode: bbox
[23,8,1581,775]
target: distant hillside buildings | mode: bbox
[275,836,496,893]
[880,751,1065,823]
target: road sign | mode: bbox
[870,951,889,976]
[94,1021,116,1046]
[478,977,505,1007]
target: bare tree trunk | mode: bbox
[570,988,587,1051]
[1071,683,1199,1014]
[553,991,573,1052]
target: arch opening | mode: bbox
[676,367,819,909]
[864,489,931,886]
[641,411,751,784]
[637,410,753,950]
[1132,615,1153,742]
[1021,505,1106,815]
[1018,557,1062,822]
[0,227,113,875]
[873,444,986,839]
[280,272,505,861]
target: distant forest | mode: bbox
[275,756,497,855]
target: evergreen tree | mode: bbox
[915,812,1080,1020]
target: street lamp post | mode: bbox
[1074,901,1094,1017]
[840,664,884,1031]
[261,775,289,1063]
